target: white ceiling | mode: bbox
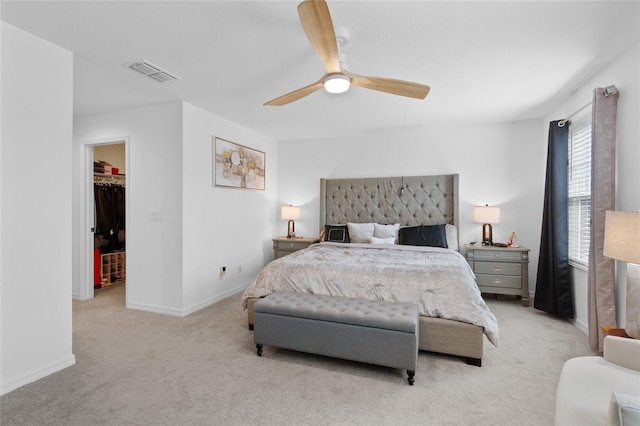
[2,1,639,141]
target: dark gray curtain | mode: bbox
[534,120,573,318]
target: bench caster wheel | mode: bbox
[256,344,263,356]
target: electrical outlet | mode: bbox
[220,266,226,278]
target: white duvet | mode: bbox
[242,242,499,346]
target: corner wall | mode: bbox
[1,22,75,395]
[74,102,185,314]
[73,102,279,316]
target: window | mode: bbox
[568,118,591,267]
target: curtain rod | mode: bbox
[558,101,592,127]
[558,85,618,127]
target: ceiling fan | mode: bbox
[264,0,430,106]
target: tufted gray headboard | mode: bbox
[320,174,459,230]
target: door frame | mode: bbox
[80,136,129,301]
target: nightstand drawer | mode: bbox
[476,274,522,289]
[274,240,311,251]
[472,250,524,261]
[474,262,521,276]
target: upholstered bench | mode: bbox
[253,291,419,385]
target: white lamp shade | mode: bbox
[604,211,640,264]
[474,205,501,224]
[281,205,300,221]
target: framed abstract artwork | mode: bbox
[213,137,265,190]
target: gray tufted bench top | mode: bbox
[254,291,418,333]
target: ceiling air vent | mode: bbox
[125,60,181,83]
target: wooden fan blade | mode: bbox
[346,71,430,99]
[298,0,341,74]
[264,79,325,106]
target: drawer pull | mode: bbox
[493,266,503,271]
[493,279,503,284]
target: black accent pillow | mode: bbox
[398,224,448,248]
[320,225,350,243]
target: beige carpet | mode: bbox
[1,284,596,425]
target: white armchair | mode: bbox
[555,335,640,425]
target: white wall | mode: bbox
[543,41,640,332]
[74,102,185,314]
[277,120,544,293]
[74,102,278,316]
[1,23,75,395]
[181,103,278,313]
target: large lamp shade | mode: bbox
[473,206,501,224]
[604,210,640,339]
[604,211,640,264]
[281,206,300,221]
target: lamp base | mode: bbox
[625,263,640,339]
[286,220,296,239]
[481,223,493,246]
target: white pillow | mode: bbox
[347,223,375,243]
[370,236,396,245]
[374,223,400,242]
[445,224,459,251]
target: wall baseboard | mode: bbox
[126,301,185,317]
[571,318,588,335]
[126,282,251,317]
[182,282,250,316]
[1,355,76,396]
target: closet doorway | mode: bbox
[83,138,129,303]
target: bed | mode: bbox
[242,174,498,366]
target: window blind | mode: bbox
[568,119,591,266]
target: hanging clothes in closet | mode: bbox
[94,177,125,251]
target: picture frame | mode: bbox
[213,137,265,191]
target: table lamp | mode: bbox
[281,205,300,238]
[603,210,640,339]
[474,204,501,246]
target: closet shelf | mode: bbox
[94,172,125,178]
[100,251,126,287]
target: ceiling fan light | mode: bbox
[324,74,351,94]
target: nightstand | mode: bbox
[272,237,320,260]
[465,244,530,306]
